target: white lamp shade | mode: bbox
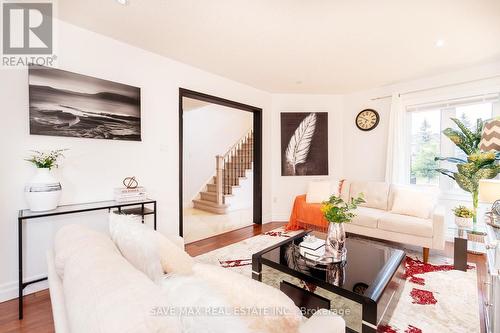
[478,179,500,204]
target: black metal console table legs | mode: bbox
[17,199,157,319]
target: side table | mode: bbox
[452,225,486,271]
[18,199,157,319]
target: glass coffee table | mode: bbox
[252,231,406,333]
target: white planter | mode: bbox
[455,216,473,228]
[25,168,62,212]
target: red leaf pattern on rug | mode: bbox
[377,324,398,333]
[404,325,422,333]
[378,324,422,333]
[410,288,437,305]
[264,231,290,237]
[219,259,252,268]
[409,276,425,285]
[404,257,459,286]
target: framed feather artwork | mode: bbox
[281,112,329,176]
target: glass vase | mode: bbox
[324,222,347,263]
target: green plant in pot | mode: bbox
[452,205,474,228]
[435,118,500,224]
[321,194,365,262]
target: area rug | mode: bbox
[195,227,480,333]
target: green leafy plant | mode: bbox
[321,194,365,224]
[452,205,474,218]
[435,118,500,223]
[25,149,67,169]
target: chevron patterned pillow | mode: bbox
[480,118,500,152]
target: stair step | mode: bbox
[192,199,228,214]
[207,183,216,192]
[200,191,217,202]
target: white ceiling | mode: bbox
[58,0,500,94]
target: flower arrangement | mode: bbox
[321,194,365,224]
[452,205,474,218]
[25,149,67,170]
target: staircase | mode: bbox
[193,129,254,214]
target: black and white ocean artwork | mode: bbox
[29,67,141,141]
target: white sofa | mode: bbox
[340,180,445,262]
[47,222,345,333]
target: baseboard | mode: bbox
[0,274,49,303]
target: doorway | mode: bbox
[178,88,262,242]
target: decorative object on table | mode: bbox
[24,149,66,212]
[114,177,146,202]
[114,187,147,202]
[281,112,328,176]
[435,117,500,223]
[320,193,365,262]
[452,205,474,228]
[29,66,141,141]
[298,234,325,259]
[480,117,500,152]
[479,179,500,228]
[123,176,139,189]
[355,109,380,131]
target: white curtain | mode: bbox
[385,93,409,184]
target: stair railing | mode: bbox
[215,129,253,205]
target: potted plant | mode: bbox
[452,205,474,228]
[25,149,66,211]
[435,118,500,224]
[321,194,365,262]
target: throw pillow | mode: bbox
[306,180,334,203]
[109,213,193,282]
[54,224,118,280]
[390,187,437,219]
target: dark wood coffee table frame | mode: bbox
[252,231,406,333]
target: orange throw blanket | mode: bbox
[285,194,328,232]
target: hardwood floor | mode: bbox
[0,289,53,333]
[0,222,487,333]
[185,221,285,256]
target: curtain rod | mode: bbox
[370,74,500,101]
[405,92,500,110]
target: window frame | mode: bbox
[405,94,499,199]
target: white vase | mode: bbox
[455,216,473,228]
[24,168,62,212]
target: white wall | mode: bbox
[183,104,252,207]
[271,94,344,221]
[0,19,272,301]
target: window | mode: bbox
[409,109,440,185]
[408,95,499,194]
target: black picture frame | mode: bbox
[281,112,329,176]
[29,66,141,141]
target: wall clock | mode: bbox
[355,109,379,131]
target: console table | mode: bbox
[17,199,157,319]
